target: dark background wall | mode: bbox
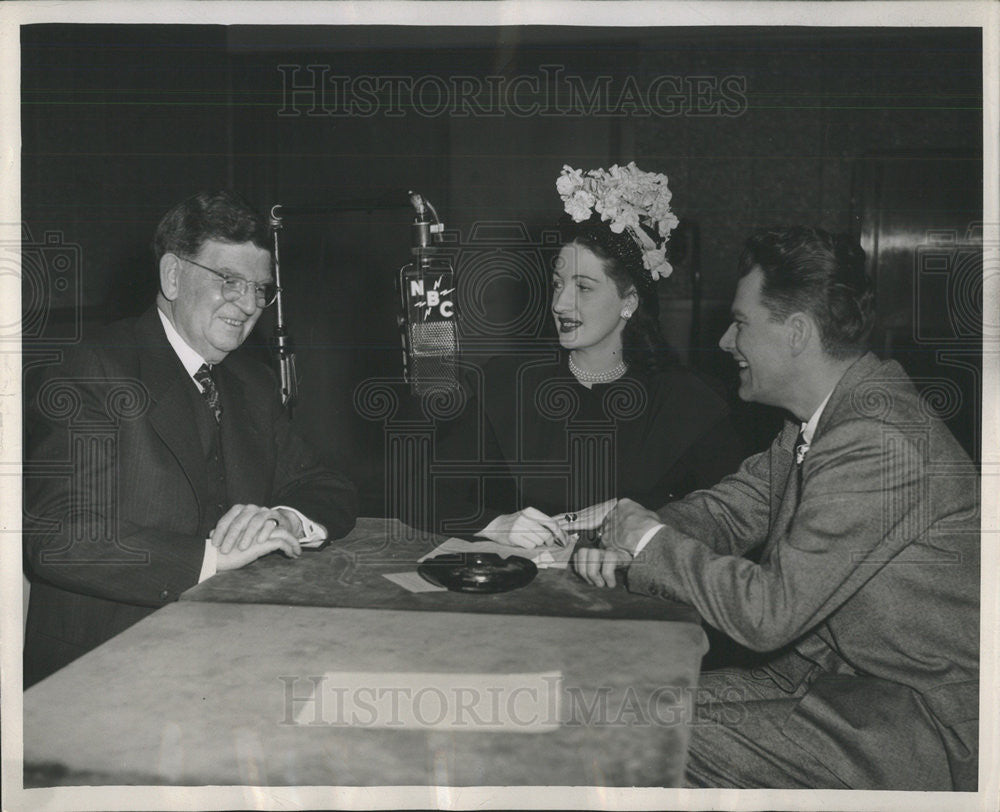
[21,25,983,513]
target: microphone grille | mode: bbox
[410,321,456,355]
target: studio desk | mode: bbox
[23,519,707,787]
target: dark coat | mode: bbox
[23,306,357,685]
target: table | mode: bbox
[181,517,701,623]
[23,519,707,787]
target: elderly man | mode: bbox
[572,227,979,790]
[24,191,357,687]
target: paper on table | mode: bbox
[417,537,576,569]
[382,571,447,593]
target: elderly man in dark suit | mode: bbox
[24,190,357,687]
[571,227,979,790]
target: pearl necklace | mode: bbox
[568,354,628,384]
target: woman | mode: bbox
[433,163,744,548]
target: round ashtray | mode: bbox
[417,552,537,594]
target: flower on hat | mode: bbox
[556,162,680,279]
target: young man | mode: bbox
[573,227,979,790]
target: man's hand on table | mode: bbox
[211,504,304,554]
[571,499,662,588]
[573,547,633,588]
[216,528,302,571]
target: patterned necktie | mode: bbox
[794,428,808,501]
[194,363,223,424]
[794,429,809,466]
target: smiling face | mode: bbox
[551,243,636,356]
[159,239,273,363]
[718,266,797,409]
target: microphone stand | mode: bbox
[267,197,412,412]
[269,205,297,411]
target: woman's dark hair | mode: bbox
[153,190,271,262]
[558,214,668,374]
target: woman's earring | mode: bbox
[621,308,633,320]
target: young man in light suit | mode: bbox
[24,191,357,687]
[573,227,979,790]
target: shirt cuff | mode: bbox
[275,505,328,546]
[199,540,218,583]
[633,523,665,557]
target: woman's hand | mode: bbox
[555,499,619,534]
[478,507,570,549]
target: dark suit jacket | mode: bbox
[628,353,980,789]
[24,306,357,685]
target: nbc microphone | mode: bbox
[397,192,460,395]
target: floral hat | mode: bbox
[556,162,680,280]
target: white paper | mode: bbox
[382,571,448,593]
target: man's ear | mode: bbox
[786,311,814,357]
[159,253,181,301]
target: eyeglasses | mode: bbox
[178,256,279,308]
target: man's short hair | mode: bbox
[153,190,270,262]
[738,226,875,359]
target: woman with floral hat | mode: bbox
[433,163,744,550]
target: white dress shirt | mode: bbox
[156,308,326,581]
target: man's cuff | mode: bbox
[633,524,665,557]
[199,540,218,583]
[275,505,328,546]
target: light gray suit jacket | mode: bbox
[628,352,979,790]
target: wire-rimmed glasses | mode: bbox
[178,256,279,308]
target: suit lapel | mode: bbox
[763,353,882,561]
[136,308,214,509]
[769,421,799,530]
